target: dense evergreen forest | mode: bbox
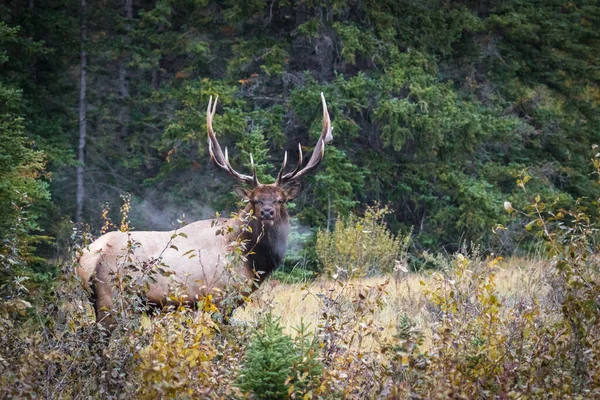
[2,0,600,275]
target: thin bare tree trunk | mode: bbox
[327,194,331,230]
[118,0,132,139]
[76,0,87,224]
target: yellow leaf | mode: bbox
[525,221,535,231]
[402,354,409,367]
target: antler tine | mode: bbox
[297,142,303,166]
[282,151,288,172]
[321,92,333,144]
[211,95,218,119]
[249,153,260,186]
[277,92,332,185]
[207,96,226,164]
[288,143,304,177]
[208,141,224,169]
[276,151,288,184]
[206,95,260,186]
[276,144,303,185]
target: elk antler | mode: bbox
[276,92,333,185]
[207,96,260,187]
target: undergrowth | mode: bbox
[1,153,600,398]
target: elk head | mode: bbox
[206,93,333,227]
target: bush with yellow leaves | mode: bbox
[135,304,218,399]
[316,204,410,278]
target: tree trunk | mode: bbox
[118,0,132,139]
[76,0,87,224]
[327,193,331,230]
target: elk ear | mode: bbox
[283,182,302,200]
[233,185,252,200]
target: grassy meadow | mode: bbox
[237,257,550,348]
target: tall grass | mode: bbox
[236,257,551,347]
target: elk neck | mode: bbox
[236,203,290,283]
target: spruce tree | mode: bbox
[237,313,299,399]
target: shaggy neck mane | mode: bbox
[236,204,290,283]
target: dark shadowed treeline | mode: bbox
[1,0,600,274]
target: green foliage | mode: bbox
[3,0,597,257]
[0,86,48,238]
[290,319,324,396]
[229,40,288,78]
[0,19,51,297]
[271,267,315,284]
[0,0,598,258]
[316,204,409,277]
[237,313,323,399]
[333,23,377,66]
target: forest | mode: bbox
[1,0,600,398]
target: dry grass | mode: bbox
[234,257,551,347]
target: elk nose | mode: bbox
[260,207,274,220]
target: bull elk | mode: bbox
[77,93,332,331]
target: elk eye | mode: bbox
[250,200,258,205]
[277,199,285,204]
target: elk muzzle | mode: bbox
[260,206,275,221]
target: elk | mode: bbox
[76,93,332,331]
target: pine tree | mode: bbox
[0,20,50,292]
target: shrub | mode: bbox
[503,156,600,394]
[414,252,524,397]
[237,313,323,399]
[305,274,393,397]
[135,305,218,399]
[0,200,252,399]
[385,150,600,398]
[316,204,409,278]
